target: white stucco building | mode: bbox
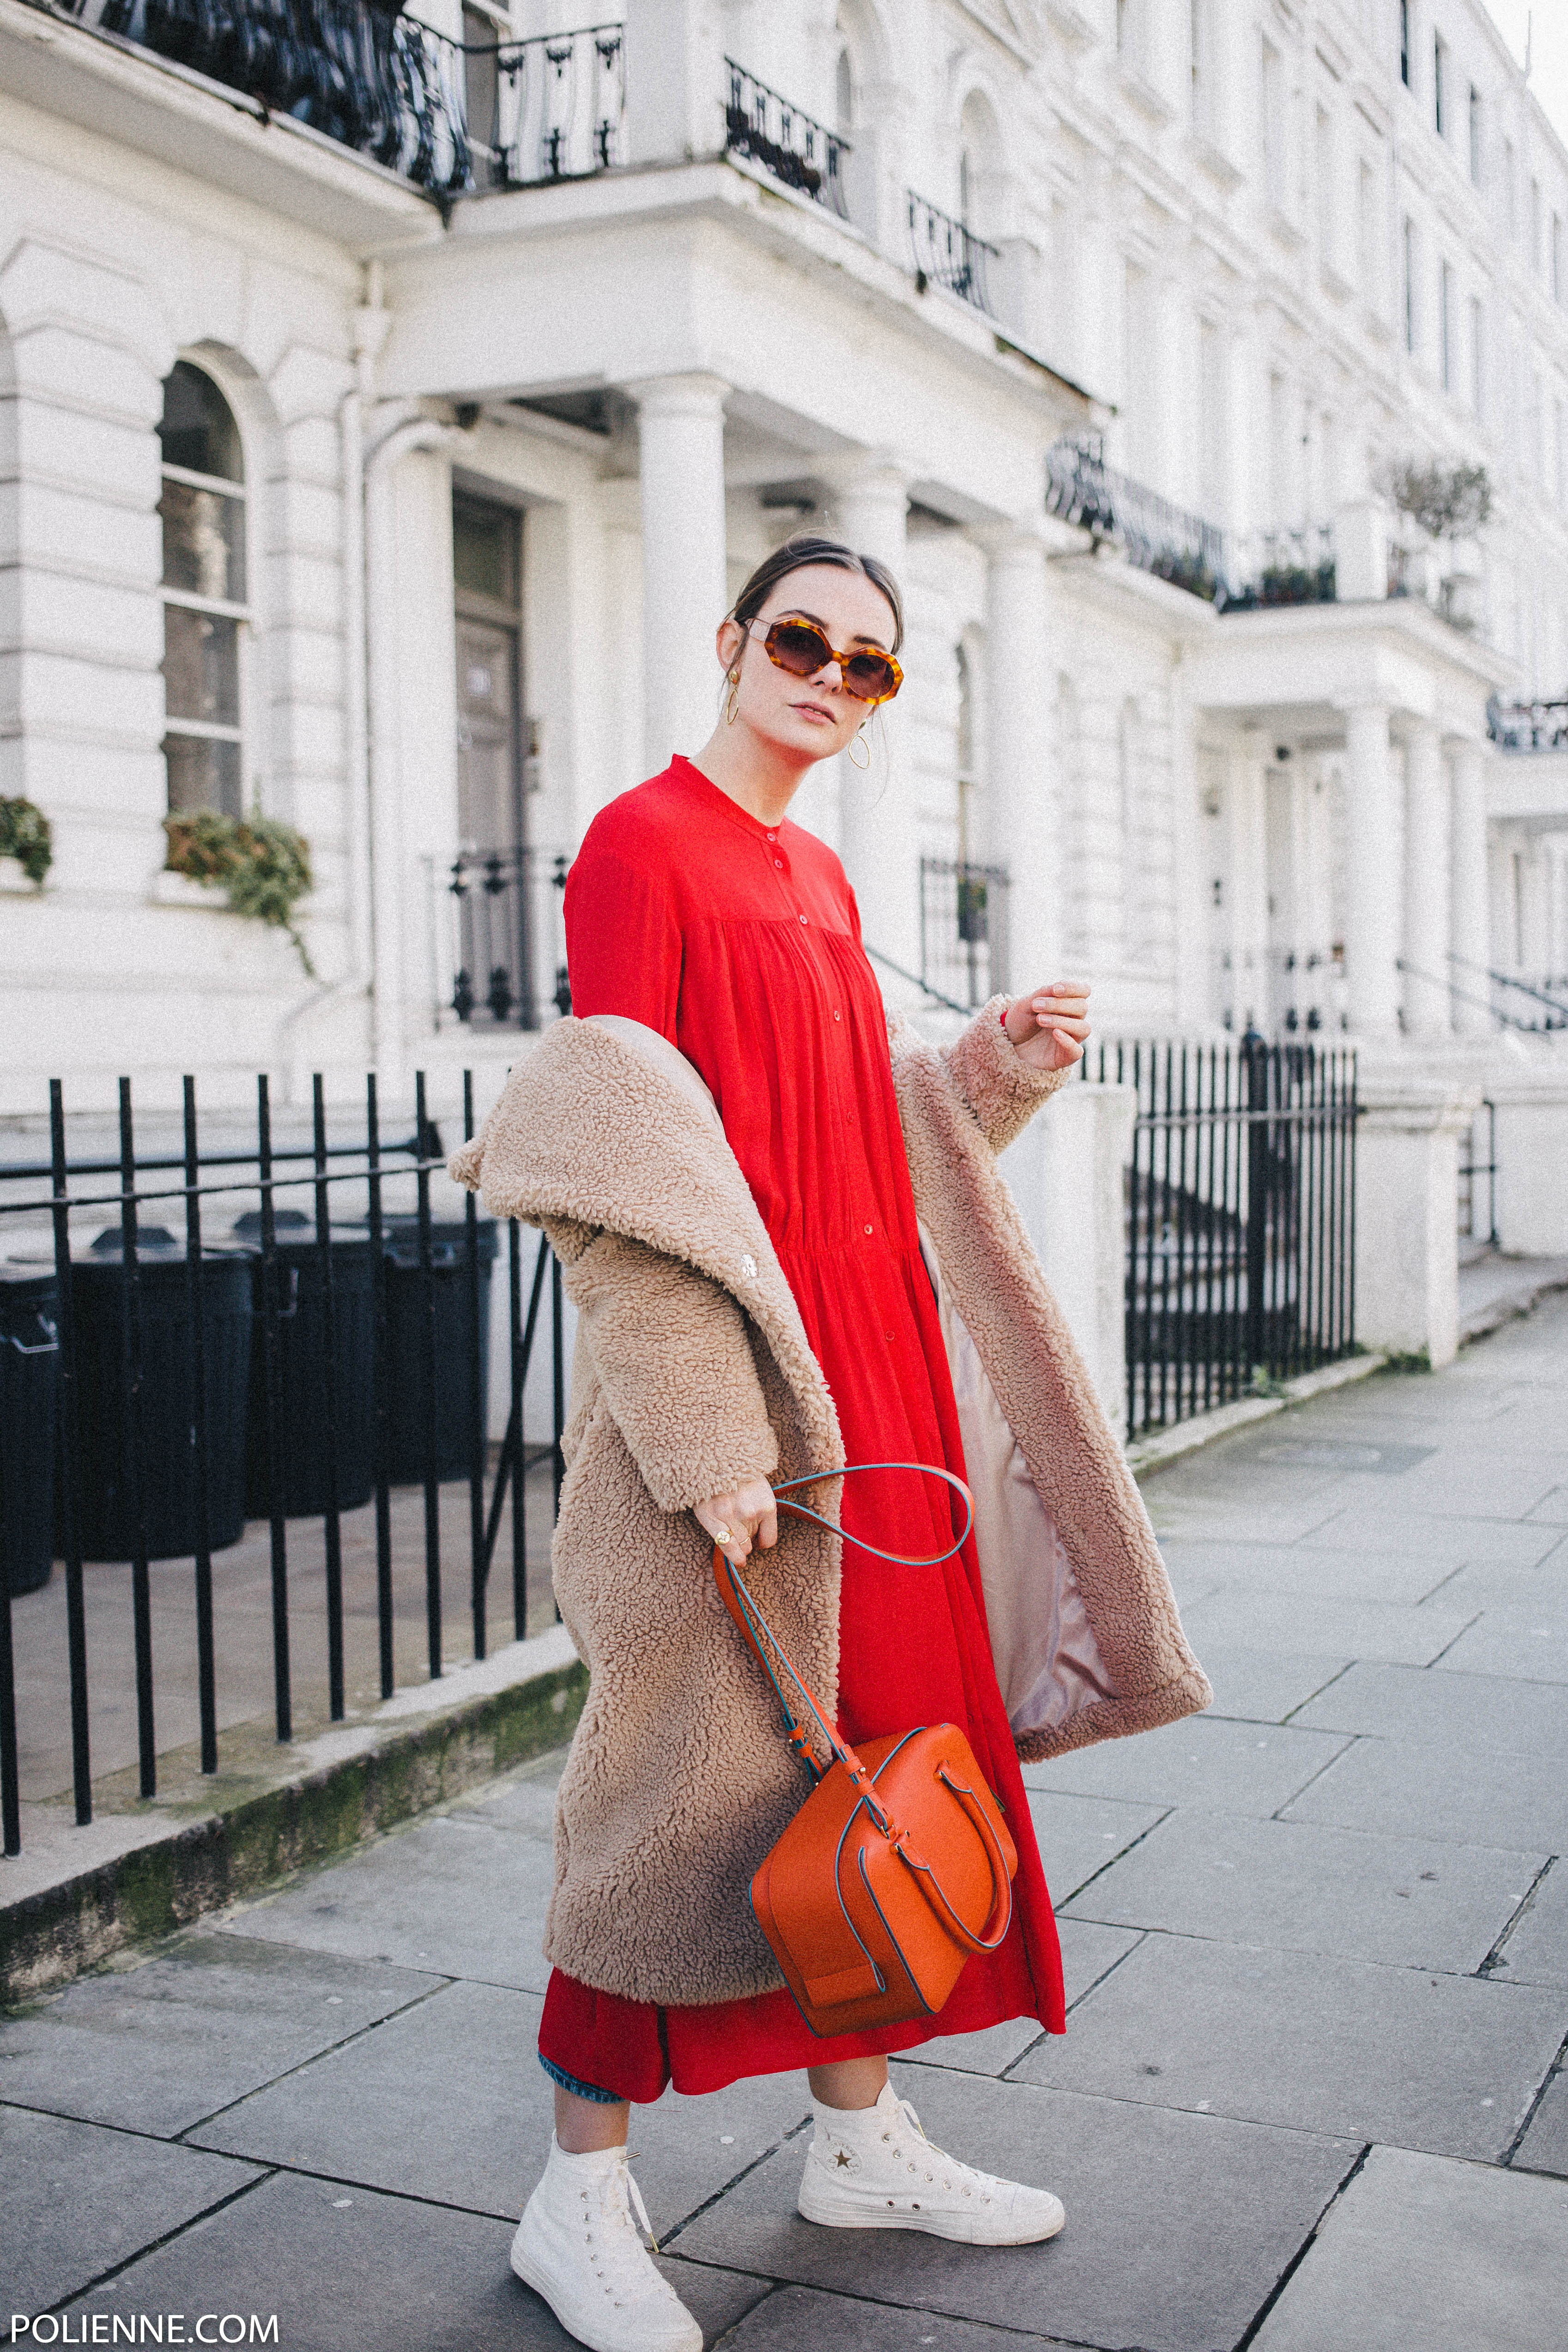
[2,0,1568,1118]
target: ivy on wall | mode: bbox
[0,796,52,886]
[163,811,316,976]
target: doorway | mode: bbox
[452,492,533,1024]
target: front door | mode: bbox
[452,494,531,1023]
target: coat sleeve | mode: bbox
[912,999,1071,1156]
[560,1231,779,1512]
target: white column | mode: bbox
[981,527,1055,988]
[1402,719,1451,1039]
[1449,736,1491,1037]
[1225,744,1269,1031]
[1355,1067,1477,1370]
[1341,704,1401,1040]
[623,0,725,166]
[631,374,729,775]
[829,461,918,979]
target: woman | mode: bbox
[454,537,1209,2352]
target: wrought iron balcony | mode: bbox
[724,58,848,214]
[1047,439,1226,601]
[1045,442,1340,613]
[1222,525,1337,612]
[907,194,997,315]
[45,0,623,198]
[1488,696,1568,752]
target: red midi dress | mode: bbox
[538,757,1066,2100]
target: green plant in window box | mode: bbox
[0,795,52,886]
[163,808,316,976]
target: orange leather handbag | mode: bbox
[713,1464,1017,2040]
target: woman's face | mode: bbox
[716,564,899,767]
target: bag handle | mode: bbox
[710,1461,974,1810]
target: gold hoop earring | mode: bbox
[724,670,741,725]
[848,728,870,770]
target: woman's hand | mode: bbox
[1003,980,1091,1071]
[695,1479,778,1567]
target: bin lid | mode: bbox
[0,1259,60,1297]
[229,1211,374,1258]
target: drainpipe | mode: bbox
[344,264,389,1000]
[364,408,457,1084]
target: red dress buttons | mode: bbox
[775,859,783,869]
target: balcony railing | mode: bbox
[1046,440,1226,601]
[48,0,624,197]
[724,59,848,215]
[1222,525,1337,612]
[431,847,569,1032]
[908,194,997,315]
[1488,696,1568,752]
[1045,443,1344,612]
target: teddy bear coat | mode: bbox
[450,1003,1209,2007]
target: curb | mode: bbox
[0,1631,586,2006]
[1127,1352,1389,1480]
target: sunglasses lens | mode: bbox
[767,622,832,676]
[845,654,899,703]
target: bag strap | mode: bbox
[711,1462,974,1806]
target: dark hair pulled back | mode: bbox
[729,533,904,654]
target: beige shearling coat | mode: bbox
[452,1004,1209,2007]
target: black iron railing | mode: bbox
[1489,695,1568,751]
[1459,1099,1499,1247]
[920,858,1010,1010]
[0,1072,568,1857]
[908,194,997,313]
[1044,441,1341,612]
[438,847,569,1031]
[1223,524,1337,610]
[1083,1037,1359,1441]
[724,59,848,213]
[1046,439,1226,602]
[43,0,623,197]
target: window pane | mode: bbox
[163,605,240,726]
[158,360,244,483]
[160,479,246,603]
[453,496,518,604]
[165,732,242,818]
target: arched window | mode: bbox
[835,43,854,139]
[958,91,1001,236]
[158,361,247,818]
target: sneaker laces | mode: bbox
[603,2147,659,2252]
[879,2095,1000,2203]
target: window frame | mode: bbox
[158,370,250,823]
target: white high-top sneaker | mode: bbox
[510,2135,702,2352]
[798,2080,1066,2246]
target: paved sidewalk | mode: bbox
[6,1302,1568,2349]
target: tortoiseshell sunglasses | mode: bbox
[751,616,903,706]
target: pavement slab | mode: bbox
[899,1924,1143,2081]
[1,2106,262,2319]
[1290,1661,1568,1754]
[1023,1790,1169,1904]
[189,1977,814,2237]
[225,1806,557,1992]
[1288,1508,1564,1570]
[1280,1724,1568,1852]
[1060,1810,1543,1974]
[1174,1585,1476,1666]
[1493,1860,1568,1989]
[1159,1537,1456,1605]
[0,1934,442,2135]
[709,2279,1103,2346]
[1513,2070,1568,2178]
[58,2169,770,2352]
[669,2062,1358,2352]
[1433,1604,1568,1684]
[1250,2143,1568,2352]
[1020,1713,1352,1819]
[1010,1934,1565,2160]
[1180,1644,1353,1724]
